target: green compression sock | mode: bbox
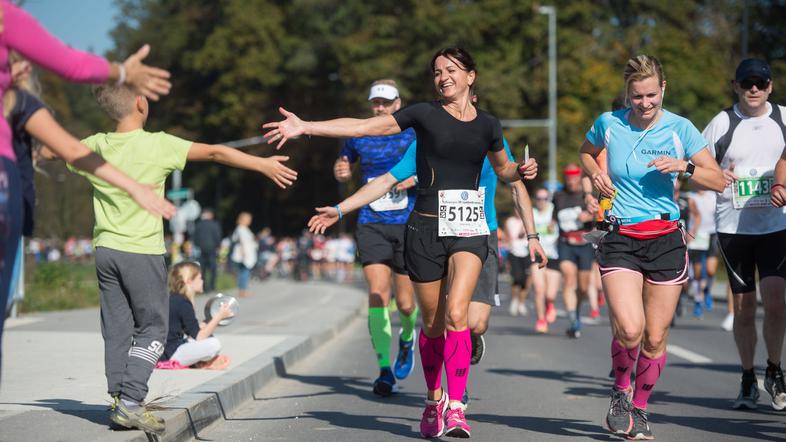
[398,305,419,343]
[368,307,392,368]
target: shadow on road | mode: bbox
[472,413,616,440]
[251,374,424,409]
[0,398,112,427]
[653,414,785,441]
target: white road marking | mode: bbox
[666,344,713,363]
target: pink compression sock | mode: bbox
[632,352,667,409]
[444,329,472,402]
[418,329,445,391]
[611,339,639,390]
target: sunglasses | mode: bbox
[739,77,770,90]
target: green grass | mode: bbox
[18,259,238,313]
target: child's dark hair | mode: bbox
[168,261,201,297]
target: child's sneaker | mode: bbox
[110,400,165,435]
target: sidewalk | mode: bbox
[0,279,366,442]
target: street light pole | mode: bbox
[538,5,557,188]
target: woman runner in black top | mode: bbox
[263,47,537,439]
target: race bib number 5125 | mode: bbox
[438,189,489,237]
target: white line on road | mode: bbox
[667,344,713,363]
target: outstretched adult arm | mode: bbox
[307,173,399,234]
[261,107,401,149]
[3,2,171,99]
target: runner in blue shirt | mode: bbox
[333,79,419,397]
[579,55,724,440]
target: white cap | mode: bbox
[368,84,399,101]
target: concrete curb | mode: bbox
[123,285,367,442]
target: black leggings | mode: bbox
[0,156,23,379]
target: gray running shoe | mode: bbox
[110,401,165,434]
[606,386,633,435]
[764,365,786,411]
[627,407,654,440]
[732,375,760,410]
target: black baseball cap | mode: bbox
[735,59,772,82]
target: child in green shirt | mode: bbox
[70,84,297,434]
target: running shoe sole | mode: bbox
[445,426,471,438]
[764,377,786,411]
[627,432,655,440]
[470,335,485,365]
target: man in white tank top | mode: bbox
[703,59,786,411]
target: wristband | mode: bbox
[527,233,540,240]
[335,205,343,220]
[115,63,127,86]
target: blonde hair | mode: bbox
[4,52,43,118]
[92,83,137,121]
[623,55,665,106]
[168,261,202,302]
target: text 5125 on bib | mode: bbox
[438,189,489,237]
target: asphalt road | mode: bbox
[199,283,785,441]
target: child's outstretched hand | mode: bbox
[259,155,298,189]
[129,183,176,219]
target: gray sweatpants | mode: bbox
[95,247,168,404]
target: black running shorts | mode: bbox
[404,212,488,283]
[557,240,595,271]
[508,255,531,287]
[356,223,407,275]
[597,229,688,285]
[717,229,786,294]
[471,233,500,306]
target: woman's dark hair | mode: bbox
[430,47,477,75]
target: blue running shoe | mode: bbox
[693,301,703,320]
[373,367,399,397]
[394,330,416,380]
[704,291,713,311]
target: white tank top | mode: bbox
[533,203,558,259]
[689,191,716,234]
[703,102,786,234]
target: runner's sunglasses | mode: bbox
[739,77,770,90]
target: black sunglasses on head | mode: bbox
[739,77,770,90]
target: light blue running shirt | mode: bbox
[586,109,707,223]
[389,138,515,231]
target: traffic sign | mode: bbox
[167,187,192,200]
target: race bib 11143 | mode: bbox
[732,166,774,209]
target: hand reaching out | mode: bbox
[261,107,307,149]
[122,44,172,101]
[334,156,352,182]
[308,206,340,234]
[128,183,176,219]
[259,156,298,189]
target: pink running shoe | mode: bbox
[445,404,471,438]
[591,308,601,319]
[545,302,557,324]
[420,391,448,438]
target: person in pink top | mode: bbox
[0,0,174,382]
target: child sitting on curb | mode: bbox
[159,262,232,370]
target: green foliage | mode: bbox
[31,0,786,236]
[20,260,100,312]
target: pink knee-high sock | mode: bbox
[632,352,667,409]
[418,329,444,391]
[444,329,472,402]
[611,339,639,390]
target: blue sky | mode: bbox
[23,0,118,55]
